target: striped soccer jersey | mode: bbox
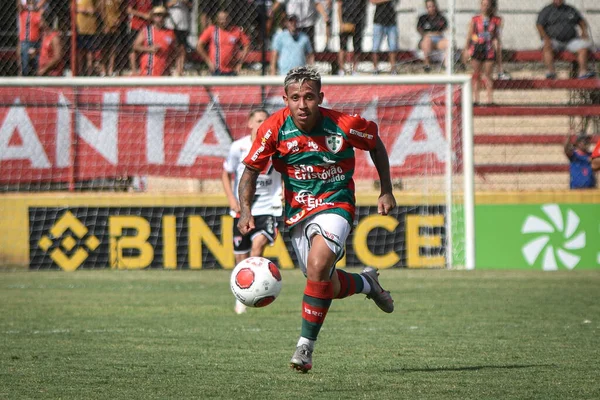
[139,25,175,76]
[243,107,378,227]
[224,135,283,218]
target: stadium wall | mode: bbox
[1,192,598,271]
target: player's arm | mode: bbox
[238,166,260,234]
[369,137,396,216]
[221,169,240,213]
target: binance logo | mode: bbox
[37,211,100,271]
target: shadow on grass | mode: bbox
[389,364,557,373]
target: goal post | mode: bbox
[0,75,474,270]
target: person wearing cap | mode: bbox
[564,131,596,189]
[268,0,329,52]
[196,10,250,76]
[133,6,176,76]
[270,14,314,75]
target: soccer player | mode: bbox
[237,66,396,372]
[222,109,283,315]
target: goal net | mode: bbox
[0,76,474,271]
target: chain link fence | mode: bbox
[2,0,600,192]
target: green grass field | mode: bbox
[1,269,599,400]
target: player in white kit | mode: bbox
[221,109,283,314]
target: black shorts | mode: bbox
[339,21,364,52]
[77,34,101,51]
[233,215,278,254]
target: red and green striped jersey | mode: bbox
[243,107,378,227]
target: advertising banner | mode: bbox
[28,205,449,271]
[0,85,461,183]
[477,203,600,270]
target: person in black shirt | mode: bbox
[536,0,595,79]
[417,0,448,72]
[336,0,367,75]
[371,0,398,74]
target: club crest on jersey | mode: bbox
[325,135,343,154]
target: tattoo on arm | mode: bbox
[238,167,260,212]
[370,138,393,194]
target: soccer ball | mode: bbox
[230,257,282,307]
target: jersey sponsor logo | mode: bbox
[256,178,273,187]
[234,235,243,247]
[286,139,300,153]
[349,128,373,140]
[325,134,343,153]
[286,209,305,225]
[323,229,340,243]
[307,140,319,151]
[294,190,334,211]
[281,128,299,136]
[321,155,337,165]
[250,129,272,161]
[293,164,345,181]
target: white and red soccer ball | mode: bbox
[230,257,282,307]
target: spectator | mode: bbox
[592,139,600,172]
[336,0,367,75]
[536,0,595,79]
[199,0,219,31]
[165,0,192,76]
[564,132,596,189]
[323,0,333,50]
[37,16,64,76]
[196,10,250,76]
[133,6,176,76]
[18,0,43,76]
[417,0,448,73]
[128,0,154,75]
[226,0,273,51]
[270,14,314,75]
[371,0,398,75]
[269,0,329,52]
[463,0,503,105]
[76,0,101,76]
[99,0,127,76]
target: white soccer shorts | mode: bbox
[290,212,351,276]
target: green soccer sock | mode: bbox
[300,280,333,341]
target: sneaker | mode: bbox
[234,300,247,315]
[578,71,596,80]
[497,72,512,80]
[546,72,557,80]
[290,344,313,373]
[361,267,394,313]
[424,65,432,73]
